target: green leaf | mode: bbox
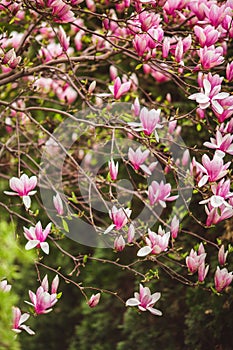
[196,124,202,131]
[57,292,63,299]
[62,219,69,233]
[135,63,142,70]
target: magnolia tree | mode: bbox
[0,0,233,340]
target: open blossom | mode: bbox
[126,284,162,316]
[212,95,233,123]
[109,77,131,99]
[2,48,21,68]
[88,293,101,308]
[194,25,219,47]
[205,202,233,227]
[148,180,178,207]
[51,0,76,23]
[188,79,229,114]
[198,46,224,70]
[4,173,37,209]
[25,275,59,314]
[199,178,233,208]
[133,34,149,56]
[195,152,230,187]
[23,221,52,255]
[12,307,35,335]
[186,248,206,274]
[0,279,11,292]
[108,159,119,181]
[128,146,149,170]
[53,193,64,215]
[204,130,233,155]
[128,107,162,138]
[137,227,170,257]
[214,266,233,292]
[204,3,232,27]
[104,205,132,233]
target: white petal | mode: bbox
[40,242,49,255]
[137,246,152,257]
[198,175,208,187]
[211,100,223,114]
[20,325,35,335]
[103,224,115,234]
[147,307,162,316]
[23,196,31,209]
[210,196,224,208]
[126,298,140,306]
[140,164,151,176]
[25,240,39,250]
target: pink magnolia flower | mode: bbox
[198,262,209,283]
[186,248,206,274]
[109,77,131,99]
[51,0,76,23]
[128,107,162,143]
[105,205,131,233]
[0,279,11,292]
[128,146,149,170]
[53,193,64,215]
[174,38,184,63]
[133,34,149,57]
[194,25,219,47]
[138,11,160,31]
[88,293,101,308]
[114,235,126,251]
[25,275,59,314]
[134,107,162,136]
[137,227,170,257]
[196,152,230,187]
[148,180,178,207]
[226,62,233,81]
[204,3,232,27]
[205,203,233,226]
[162,37,170,58]
[57,26,70,51]
[2,48,21,68]
[88,80,96,94]
[126,284,162,316]
[212,96,233,123]
[170,215,179,239]
[127,224,135,243]
[12,307,35,335]
[131,97,140,117]
[214,266,233,292]
[198,46,224,70]
[218,245,228,266]
[56,84,78,104]
[4,173,37,209]
[203,130,233,155]
[109,65,118,81]
[109,159,119,181]
[200,178,233,209]
[23,221,52,255]
[188,79,229,114]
